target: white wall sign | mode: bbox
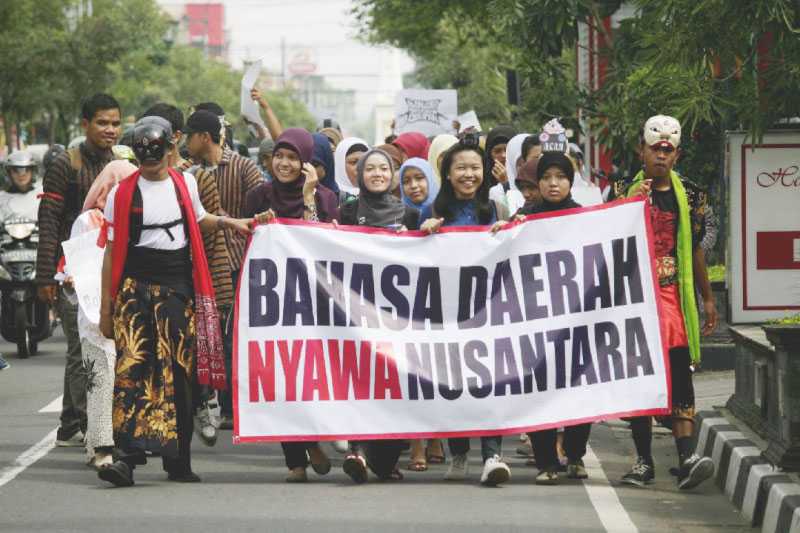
[728,130,800,323]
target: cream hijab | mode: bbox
[427,134,458,185]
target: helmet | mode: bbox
[131,116,173,163]
[42,144,66,173]
[5,150,37,170]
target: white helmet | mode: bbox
[5,151,37,170]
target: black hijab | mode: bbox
[484,125,517,187]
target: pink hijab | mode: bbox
[82,160,138,212]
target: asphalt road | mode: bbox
[0,331,750,533]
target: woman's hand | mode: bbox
[492,160,508,184]
[227,218,253,236]
[99,310,114,340]
[250,87,268,109]
[421,218,444,234]
[301,163,319,201]
[490,220,508,234]
[254,209,276,225]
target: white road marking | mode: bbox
[0,428,57,488]
[38,395,63,413]
[583,445,639,533]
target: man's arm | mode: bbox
[36,154,72,301]
[693,246,718,336]
[99,245,114,339]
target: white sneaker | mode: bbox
[480,454,511,486]
[332,440,349,453]
[194,404,218,447]
[444,453,469,480]
[55,431,85,447]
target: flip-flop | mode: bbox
[406,460,428,472]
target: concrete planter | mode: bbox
[727,326,774,438]
[761,325,800,470]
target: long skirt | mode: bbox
[112,277,195,460]
[79,306,116,460]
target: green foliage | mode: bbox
[767,313,800,325]
[707,264,726,283]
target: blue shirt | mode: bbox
[419,199,496,228]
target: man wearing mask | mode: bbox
[36,93,122,447]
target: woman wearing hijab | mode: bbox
[426,134,458,184]
[392,132,430,161]
[333,137,370,204]
[420,138,511,487]
[244,128,338,482]
[375,143,404,198]
[497,133,530,214]
[67,160,137,471]
[312,132,338,195]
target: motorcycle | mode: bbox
[0,217,52,357]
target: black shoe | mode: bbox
[677,454,714,490]
[343,454,368,484]
[620,457,655,487]
[167,470,202,483]
[98,460,134,487]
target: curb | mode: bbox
[694,411,800,533]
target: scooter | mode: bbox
[0,217,52,357]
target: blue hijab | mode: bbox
[312,132,338,194]
[399,157,438,212]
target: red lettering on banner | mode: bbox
[302,339,331,401]
[248,341,275,402]
[374,342,402,400]
[328,340,372,400]
[278,340,303,401]
[756,165,800,188]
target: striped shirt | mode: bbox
[207,148,262,272]
[36,143,114,284]
[193,165,234,307]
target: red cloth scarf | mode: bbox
[109,168,226,390]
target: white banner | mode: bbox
[395,89,457,137]
[234,199,669,443]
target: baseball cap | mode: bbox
[644,115,681,149]
[185,110,224,137]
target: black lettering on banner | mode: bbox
[381,265,410,331]
[315,261,347,327]
[490,259,524,326]
[249,258,279,326]
[457,266,488,329]
[405,343,434,400]
[435,342,463,400]
[570,325,598,386]
[547,328,571,389]
[625,317,654,377]
[463,340,492,399]
[494,337,522,396]
[583,243,612,311]
[613,236,644,306]
[349,263,379,328]
[412,267,444,330]
[594,321,625,382]
[283,258,314,326]
[518,253,548,321]
[546,250,582,316]
[520,332,548,393]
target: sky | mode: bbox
[158,0,416,124]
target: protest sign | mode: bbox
[241,59,265,128]
[234,198,669,443]
[457,110,482,133]
[395,89,457,137]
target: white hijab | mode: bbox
[504,133,531,189]
[334,137,369,196]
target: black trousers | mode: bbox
[281,442,317,469]
[529,423,592,470]
[351,440,405,479]
[219,270,239,417]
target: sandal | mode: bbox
[406,460,428,472]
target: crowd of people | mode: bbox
[1,89,719,492]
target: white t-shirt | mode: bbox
[104,173,206,250]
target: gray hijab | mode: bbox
[355,149,406,228]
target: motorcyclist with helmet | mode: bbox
[0,151,43,222]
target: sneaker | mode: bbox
[167,470,202,483]
[677,454,714,490]
[285,467,308,483]
[621,457,655,487]
[480,454,511,486]
[343,454,368,484]
[194,405,218,447]
[0,355,10,370]
[55,429,85,447]
[444,453,469,481]
[567,459,588,479]
[535,468,559,485]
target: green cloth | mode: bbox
[627,170,701,363]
